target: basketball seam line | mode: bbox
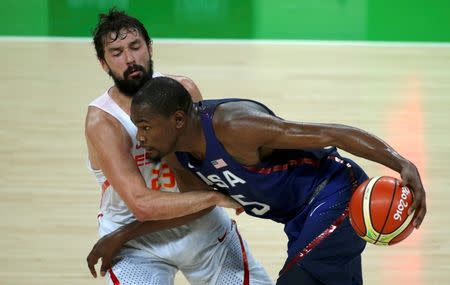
[374,178,398,245]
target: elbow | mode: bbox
[133,208,150,222]
[127,199,151,221]
[131,200,164,222]
[131,205,156,222]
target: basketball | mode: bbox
[349,176,416,246]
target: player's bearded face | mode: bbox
[110,59,153,96]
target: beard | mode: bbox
[110,59,154,97]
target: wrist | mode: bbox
[399,159,413,172]
[114,221,142,242]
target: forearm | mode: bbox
[278,122,412,172]
[331,125,412,172]
[110,207,213,243]
[133,190,221,221]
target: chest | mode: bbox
[194,165,247,191]
[221,142,274,166]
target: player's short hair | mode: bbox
[92,8,151,60]
[132,77,193,117]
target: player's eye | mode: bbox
[143,126,151,131]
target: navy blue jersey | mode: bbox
[175,99,353,224]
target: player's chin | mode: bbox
[149,156,162,163]
[146,149,163,162]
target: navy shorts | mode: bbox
[278,158,368,285]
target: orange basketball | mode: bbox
[349,176,416,245]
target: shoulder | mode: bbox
[214,100,272,127]
[85,106,128,143]
[85,106,114,132]
[164,74,203,102]
[213,100,274,139]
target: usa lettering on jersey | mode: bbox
[195,170,246,188]
[195,170,271,216]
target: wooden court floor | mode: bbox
[0,39,449,284]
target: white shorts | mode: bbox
[99,207,273,285]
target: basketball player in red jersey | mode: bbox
[85,9,273,285]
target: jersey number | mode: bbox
[151,163,176,190]
[231,194,270,216]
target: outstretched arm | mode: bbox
[85,76,240,278]
[85,75,228,221]
[217,104,426,228]
[85,112,226,221]
[85,151,243,278]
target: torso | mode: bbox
[176,99,345,223]
[86,71,179,227]
[213,101,275,166]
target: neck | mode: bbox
[109,86,132,115]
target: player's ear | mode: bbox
[147,42,153,57]
[173,111,186,129]
[100,59,110,74]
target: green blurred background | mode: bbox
[1,0,449,42]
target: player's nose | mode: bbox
[136,131,145,144]
[124,49,135,64]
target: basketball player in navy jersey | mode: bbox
[128,77,427,285]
